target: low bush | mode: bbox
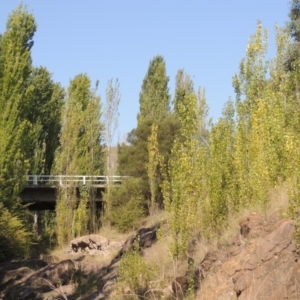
[104,178,145,232]
[0,203,31,261]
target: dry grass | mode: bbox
[49,246,71,262]
[47,184,291,299]
[268,182,290,215]
[140,209,167,228]
[98,224,132,242]
[188,183,291,257]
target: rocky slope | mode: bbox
[196,212,299,299]
[0,213,299,299]
[0,225,159,299]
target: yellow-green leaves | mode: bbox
[54,74,104,245]
[138,55,170,125]
[0,4,37,210]
[162,91,207,259]
[147,124,161,214]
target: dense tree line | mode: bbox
[2,1,300,262]
[117,0,300,256]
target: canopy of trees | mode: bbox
[2,1,300,261]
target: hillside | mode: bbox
[1,203,299,299]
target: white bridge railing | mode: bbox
[26,175,125,187]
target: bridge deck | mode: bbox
[21,175,125,210]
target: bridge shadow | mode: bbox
[20,186,105,210]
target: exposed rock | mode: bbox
[69,234,110,254]
[137,225,157,248]
[42,284,75,299]
[4,216,299,300]
[1,267,32,289]
[23,259,77,287]
[172,268,202,299]
[0,259,49,298]
[239,213,264,238]
[197,213,300,300]
[197,271,237,300]
[0,225,158,300]
[201,251,225,272]
[2,259,77,299]
[11,287,42,300]
[102,280,116,295]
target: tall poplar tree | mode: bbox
[54,74,104,245]
[173,69,194,117]
[207,100,235,229]
[232,21,268,208]
[137,55,170,125]
[103,78,121,216]
[162,88,208,259]
[0,4,37,210]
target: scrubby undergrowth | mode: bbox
[1,185,298,300]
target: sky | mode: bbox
[0,0,291,142]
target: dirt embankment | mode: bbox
[1,213,299,299]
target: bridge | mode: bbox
[20,175,125,210]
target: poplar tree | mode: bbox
[27,67,64,175]
[206,100,235,230]
[0,4,36,210]
[173,69,194,117]
[232,21,268,208]
[147,124,161,214]
[103,78,121,216]
[137,55,170,125]
[54,74,104,245]
[162,88,208,259]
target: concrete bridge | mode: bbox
[20,175,124,210]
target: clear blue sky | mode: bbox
[0,0,290,142]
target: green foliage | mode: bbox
[232,21,269,209]
[74,188,89,237]
[137,55,170,125]
[0,203,31,262]
[205,100,235,232]
[173,69,195,118]
[39,210,57,249]
[104,178,145,232]
[231,21,300,218]
[118,240,155,298]
[118,116,181,209]
[285,0,300,71]
[162,89,209,259]
[54,74,104,245]
[289,0,300,41]
[54,73,104,175]
[27,67,64,175]
[0,4,36,210]
[147,124,161,214]
[55,189,75,246]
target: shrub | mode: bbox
[104,178,145,232]
[117,240,155,298]
[0,203,31,261]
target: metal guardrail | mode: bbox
[25,175,125,187]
